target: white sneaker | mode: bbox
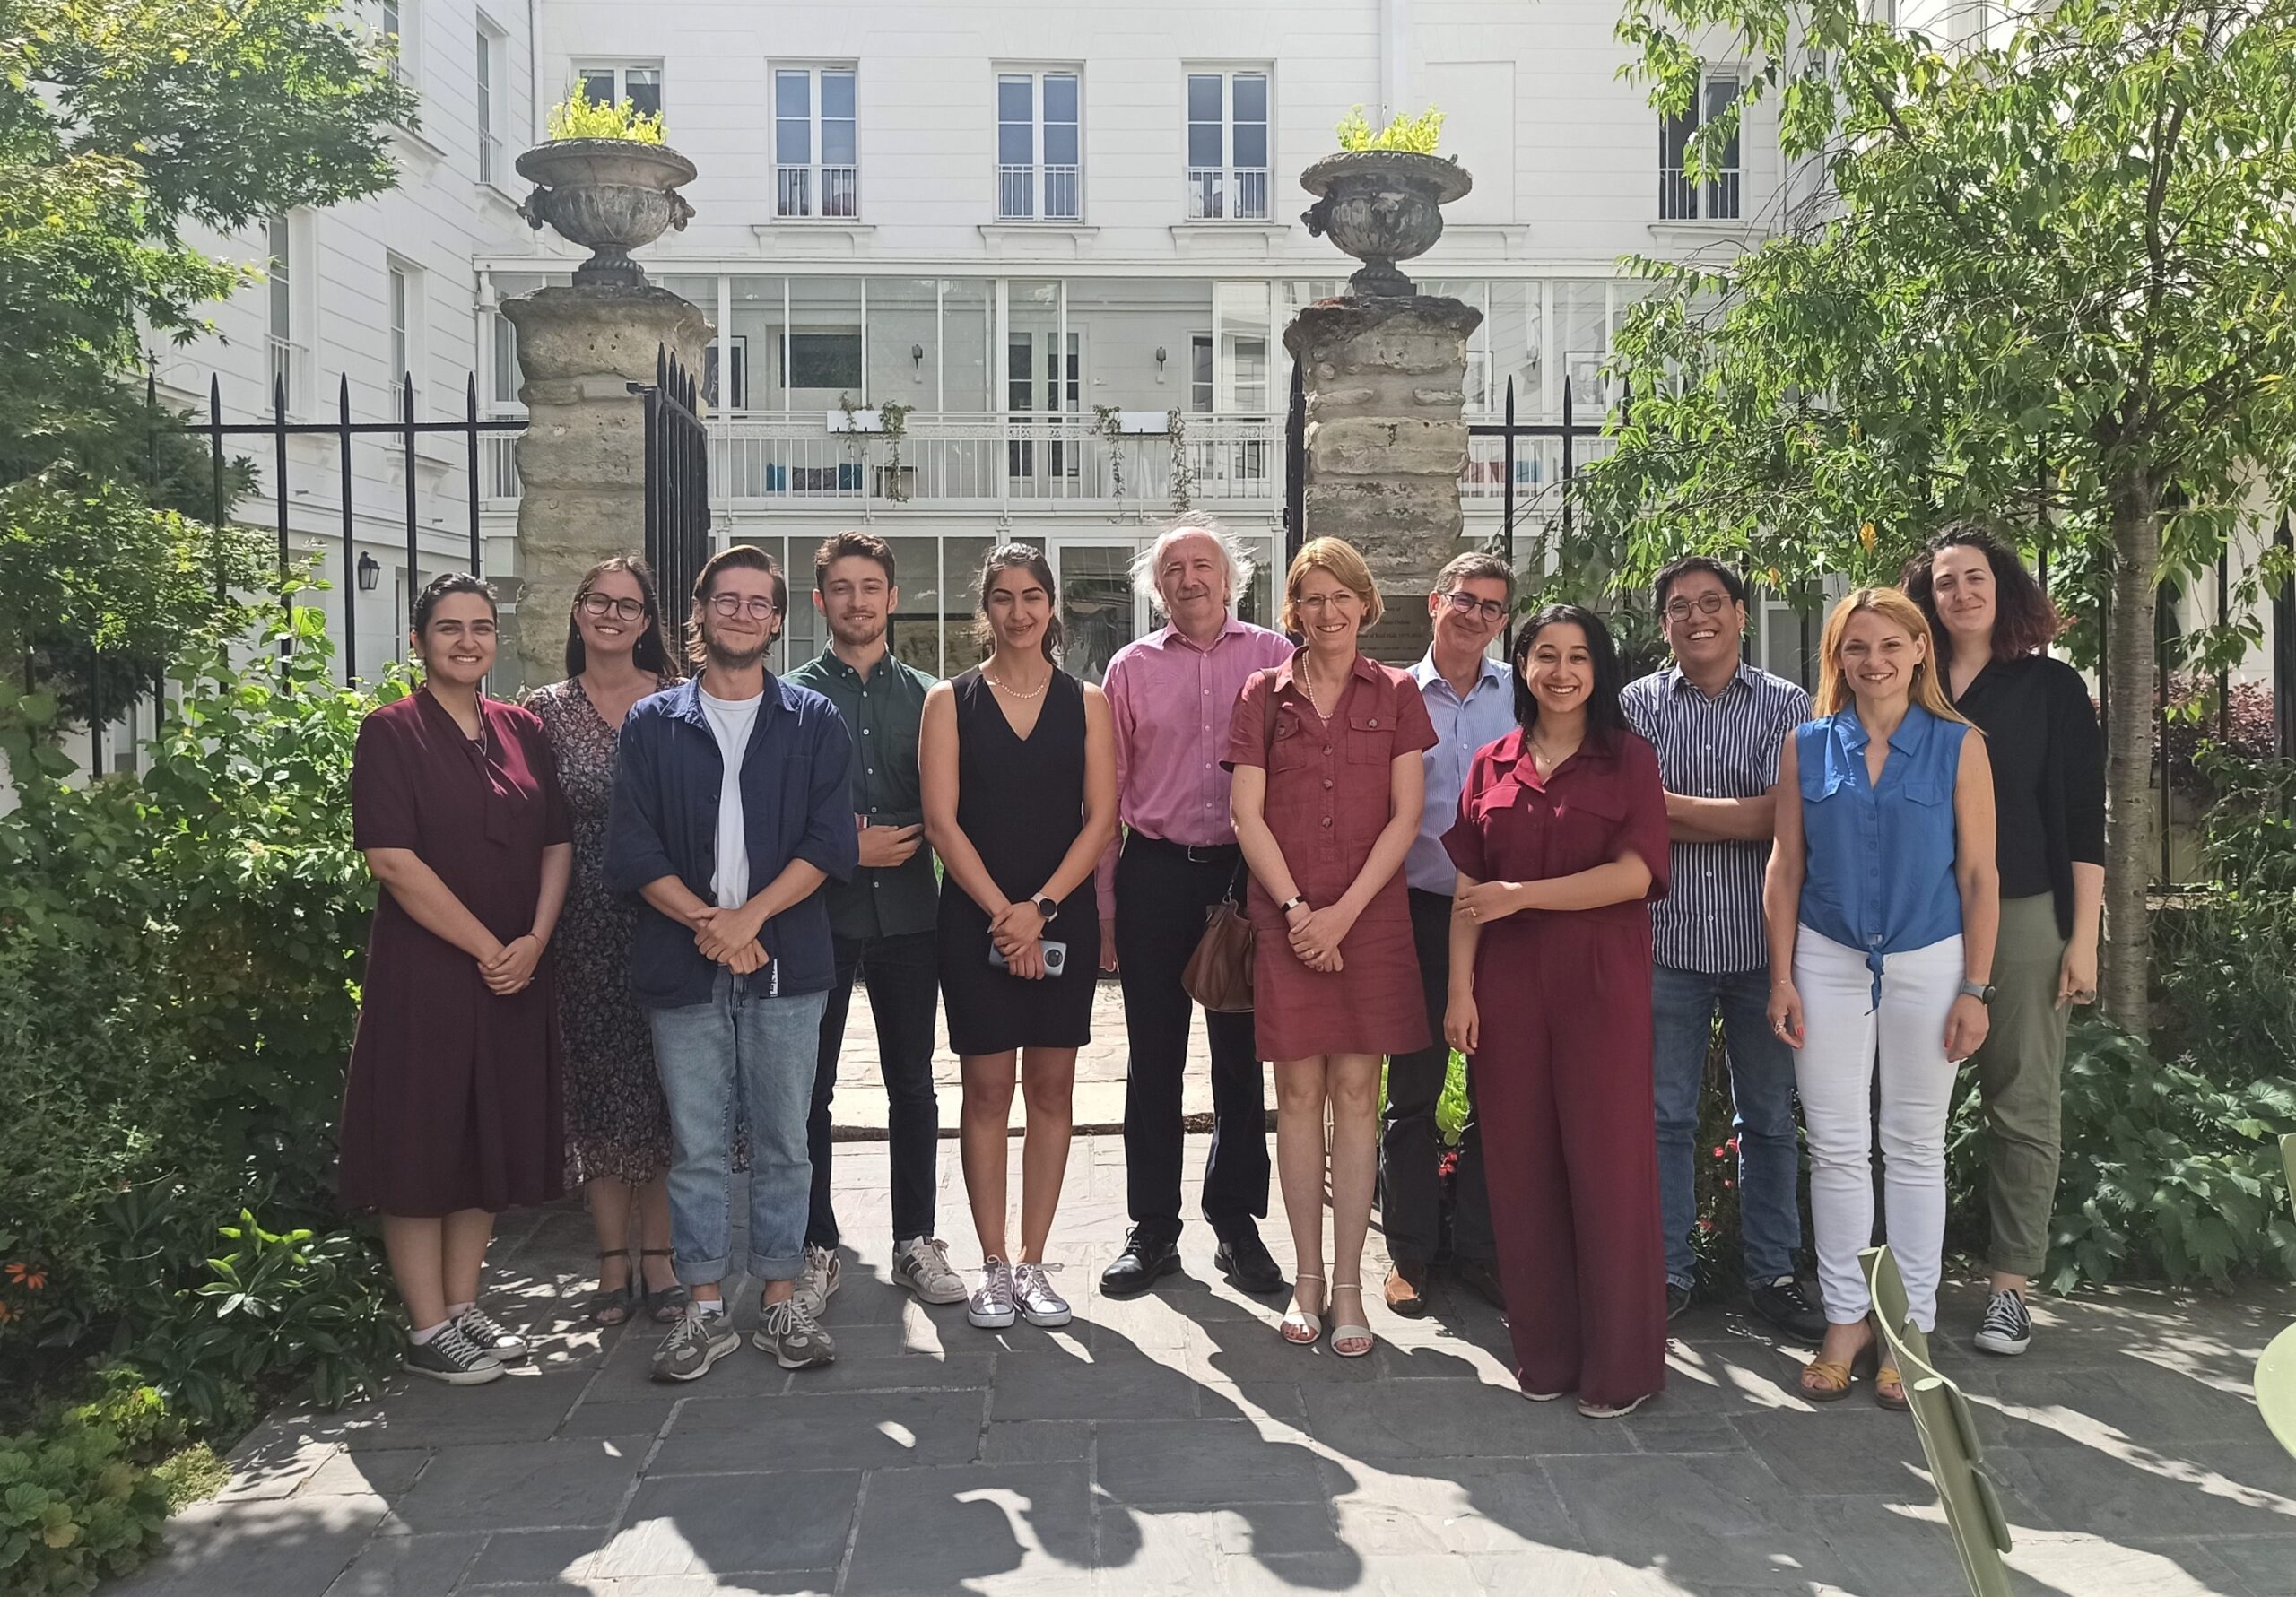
[1012,1261,1071,1327]
[892,1237,969,1305]
[794,1245,842,1320]
[968,1257,1017,1329]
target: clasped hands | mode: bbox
[988,898,1050,980]
[1283,898,1353,973]
[692,900,770,976]
[480,933,542,995]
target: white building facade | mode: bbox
[155,0,1816,717]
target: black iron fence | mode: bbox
[636,347,711,621]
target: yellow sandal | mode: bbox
[1798,1332,1877,1403]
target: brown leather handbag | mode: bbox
[1180,674,1274,1013]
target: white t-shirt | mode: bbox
[697,686,762,908]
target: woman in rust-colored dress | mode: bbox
[342,573,571,1387]
[1229,537,1435,1360]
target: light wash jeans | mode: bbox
[1792,929,1963,1333]
[1651,962,1805,1290]
[649,968,829,1288]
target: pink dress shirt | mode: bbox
[1093,616,1296,917]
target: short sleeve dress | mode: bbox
[935,668,1102,1055]
[338,688,570,1217]
[1224,651,1439,1062]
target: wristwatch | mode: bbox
[1959,978,1996,1005]
[1031,894,1059,924]
[1279,894,1309,916]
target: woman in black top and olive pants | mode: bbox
[1906,526,2104,1358]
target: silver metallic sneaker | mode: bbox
[450,1306,529,1363]
[752,1296,837,1369]
[967,1257,1017,1329]
[650,1309,738,1383]
[793,1245,842,1320]
[891,1237,969,1306]
[1012,1261,1071,1328]
[404,1323,505,1385]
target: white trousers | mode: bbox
[1792,929,1964,1332]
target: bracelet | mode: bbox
[1279,894,1309,916]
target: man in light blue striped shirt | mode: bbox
[1620,557,1822,1341]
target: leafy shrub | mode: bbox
[1335,105,1447,155]
[0,1385,176,1594]
[2159,674,2278,802]
[546,87,665,143]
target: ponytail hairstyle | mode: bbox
[972,542,1063,662]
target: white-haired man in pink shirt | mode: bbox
[1094,517,1292,1299]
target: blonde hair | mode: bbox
[1281,537,1383,635]
[1814,586,1970,725]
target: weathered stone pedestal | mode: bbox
[1283,294,1483,663]
[500,283,710,692]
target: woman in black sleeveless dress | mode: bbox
[921,545,1118,1332]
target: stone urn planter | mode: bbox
[516,139,698,289]
[1299,151,1473,298]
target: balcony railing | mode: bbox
[777,164,860,219]
[483,409,522,501]
[1658,165,1741,221]
[266,334,296,411]
[997,164,1082,221]
[1185,167,1271,221]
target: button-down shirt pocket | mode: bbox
[1269,706,1317,773]
[1345,709,1397,767]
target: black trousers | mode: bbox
[1378,888,1495,1264]
[806,929,940,1250]
[1115,836,1270,1242]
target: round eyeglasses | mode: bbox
[578,593,647,621]
[1663,592,1732,621]
[708,594,780,620]
[1440,591,1508,623]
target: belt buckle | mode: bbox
[1184,843,1219,864]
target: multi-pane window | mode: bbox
[1189,334,1268,412]
[266,213,295,410]
[380,0,407,82]
[387,264,413,412]
[774,67,858,218]
[1006,331,1080,480]
[578,64,662,118]
[1659,72,1743,221]
[1186,71,1270,220]
[491,313,521,407]
[996,72,1081,221]
[474,28,504,185]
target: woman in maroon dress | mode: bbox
[342,574,572,1386]
[1443,604,1672,1418]
[1229,538,1435,1358]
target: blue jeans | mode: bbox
[1651,962,1803,1290]
[648,968,830,1288]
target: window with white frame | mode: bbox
[774,66,857,218]
[578,63,662,119]
[265,213,301,412]
[1185,70,1270,220]
[474,24,506,186]
[491,311,521,407]
[996,71,1081,221]
[378,0,414,85]
[1659,71,1743,221]
[387,259,424,416]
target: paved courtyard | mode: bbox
[117,1117,2296,1597]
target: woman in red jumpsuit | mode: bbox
[1443,603,1672,1418]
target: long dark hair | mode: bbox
[1512,603,1629,736]
[564,555,679,681]
[1901,524,2060,663]
[972,542,1063,663]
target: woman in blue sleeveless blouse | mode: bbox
[1764,587,1998,1410]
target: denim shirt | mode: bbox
[604,675,859,1007]
[1795,704,1968,1004]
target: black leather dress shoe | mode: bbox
[1099,1228,1182,1298]
[1213,1229,1285,1294]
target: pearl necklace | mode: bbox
[986,667,1050,701]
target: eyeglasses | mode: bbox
[708,595,780,620]
[1439,591,1507,622]
[1664,592,1732,621]
[578,593,646,621]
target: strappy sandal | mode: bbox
[1328,1280,1374,1359]
[639,1248,689,1324]
[1281,1273,1326,1345]
[586,1249,636,1326]
[1874,1357,1909,1411]
[1798,1329,1878,1403]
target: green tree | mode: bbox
[1585,0,2296,1025]
[0,0,417,727]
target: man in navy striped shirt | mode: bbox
[1620,558,1824,1341]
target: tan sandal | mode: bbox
[1799,1331,1877,1402]
[1281,1273,1325,1345]
[1874,1358,1909,1411]
[1328,1280,1374,1359]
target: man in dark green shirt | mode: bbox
[787,533,966,1310]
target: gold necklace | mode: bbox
[986,665,1050,700]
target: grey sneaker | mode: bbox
[892,1237,969,1306]
[451,1306,530,1363]
[794,1245,842,1320]
[404,1324,505,1385]
[1012,1262,1071,1327]
[968,1257,1017,1329]
[752,1297,837,1369]
[650,1309,738,1383]
[1974,1289,2033,1356]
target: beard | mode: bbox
[701,621,773,673]
[829,612,887,650]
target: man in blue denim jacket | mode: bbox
[604,545,858,1384]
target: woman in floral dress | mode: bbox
[526,557,692,1324]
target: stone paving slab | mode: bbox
[114,1133,2296,1596]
